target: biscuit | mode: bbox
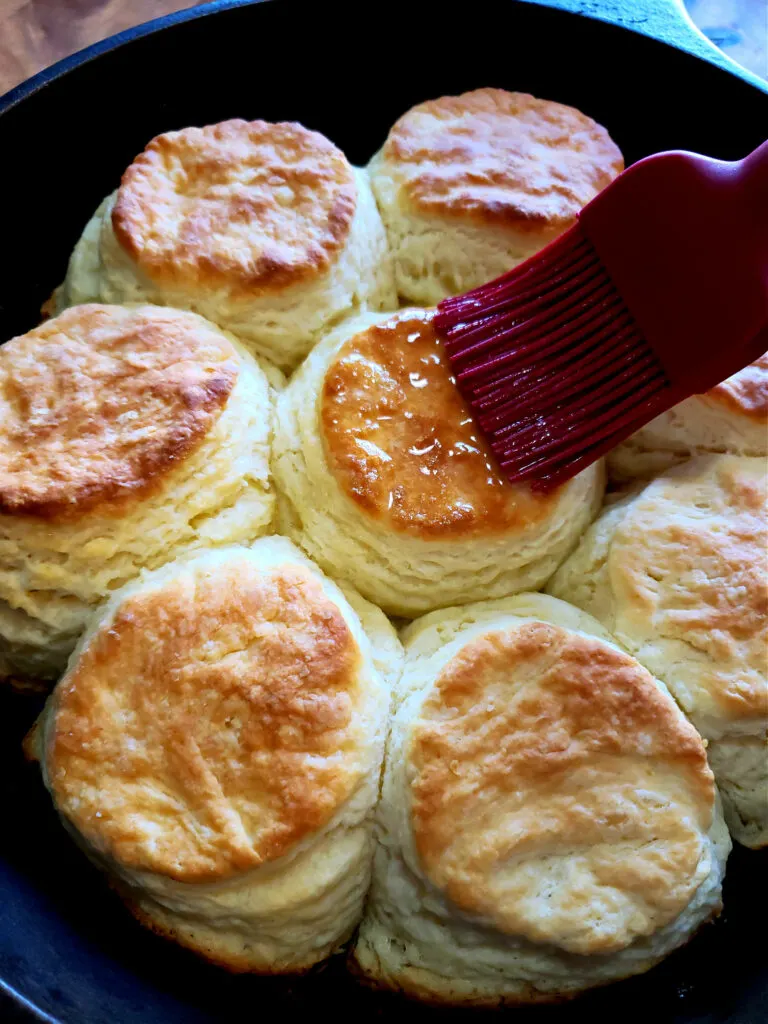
[57,120,396,370]
[548,455,768,848]
[368,88,622,305]
[608,353,768,480]
[272,308,604,617]
[352,593,729,1005]
[0,304,274,684]
[27,538,401,972]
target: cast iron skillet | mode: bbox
[0,1,766,1020]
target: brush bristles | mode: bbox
[434,224,671,489]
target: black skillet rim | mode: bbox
[0,0,766,1020]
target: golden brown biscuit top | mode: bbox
[112,119,357,296]
[708,352,768,421]
[410,622,714,955]
[380,88,623,230]
[0,304,238,520]
[320,309,564,538]
[46,559,364,882]
[612,456,768,722]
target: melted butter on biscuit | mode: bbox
[321,309,560,538]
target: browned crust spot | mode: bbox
[46,560,365,882]
[383,89,623,230]
[0,304,238,520]
[708,352,768,422]
[320,309,562,538]
[410,623,714,953]
[112,119,357,296]
[615,457,768,720]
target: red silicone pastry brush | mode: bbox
[434,141,768,489]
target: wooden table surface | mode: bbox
[0,0,206,93]
[0,0,765,96]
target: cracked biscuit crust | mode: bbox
[0,304,237,520]
[45,557,365,882]
[411,622,714,956]
[378,89,622,232]
[550,456,767,727]
[112,119,357,297]
[548,457,768,847]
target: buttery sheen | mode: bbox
[320,308,558,538]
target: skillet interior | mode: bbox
[0,2,766,1020]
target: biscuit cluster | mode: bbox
[3,88,765,1006]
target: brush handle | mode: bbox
[579,140,768,394]
[735,140,768,237]
[686,140,768,241]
